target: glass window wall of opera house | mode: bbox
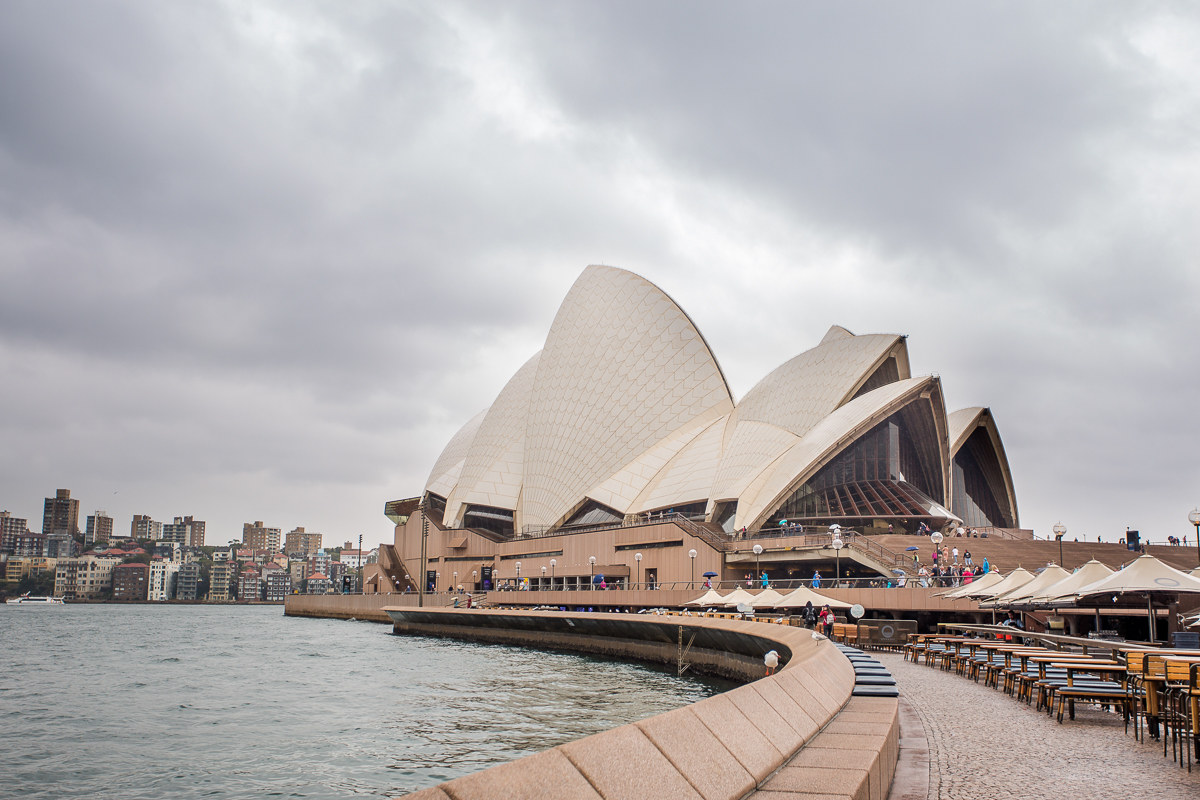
[373,266,1023,593]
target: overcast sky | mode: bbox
[2,1,1198,550]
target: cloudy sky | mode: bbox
[2,1,1198,550]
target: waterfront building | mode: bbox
[308,550,331,578]
[131,514,163,541]
[85,511,113,545]
[112,563,149,601]
[11,532,48,558]
[305,572,331,594]
[237,568,262,601]
[176,562,201,600]
[242,521,281,552]
[284,527,321,556]
[0,511,29,553]
[338,543,369,568]
[43,489,80,538]
[372,266,1023,594]
[6,556,56,582]
[148,558,180,601]
[263,564,291,600]
[328,560,346,587]
[55,556,107,599]
[289,559,309,585]
[45,532,77,559]
[209,561,236,601]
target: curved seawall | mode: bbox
[387,608,899,800]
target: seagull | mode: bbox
[764,650,779,675]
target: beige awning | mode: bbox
[750,588,787,608]
[774,585,853,610]
[969,568,1034,602]
[990,565,1071,606]
[937,570,1004,599]
[684,588,727,606]
[1027,560,1114,606]
[720,587,758,608]
[1073,554,1200,600]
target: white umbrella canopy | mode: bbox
[1027,560,1115,606]
[774,585,853,610]
[749,588,787,608]
[968,568,1035,602]
[992,565,1072,607]
[684,588,727,607]
[1072,554,1200,599]
[938,569,1004,599]
[720,587,758,608]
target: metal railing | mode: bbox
[479,575,960,593]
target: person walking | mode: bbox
[964,550,973,567]
[952,546,959,565]
[803,600,816,629]
[760,570,769,589]
[812,570,821,589]
[982,556,990,574]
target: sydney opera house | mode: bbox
[371,266,1021,594]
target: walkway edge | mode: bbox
[887,695,930,800]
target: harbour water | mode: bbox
[1,604,732,798]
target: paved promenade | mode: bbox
[876,652,1199,800]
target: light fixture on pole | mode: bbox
[550,559,556,581]
[635,552,642,588]
[541,565,546,589]
[453,571,457,593]
[515,561,521,589]
[472,570,477,590]
[832,536,843,582]
[689,549,698,587]
[1189,509,1200,567]
[1052,521,1066,566]
[435,572,440,594]
[753,544,763,584]
[589,556,596,590]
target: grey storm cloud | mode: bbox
[1,0,1197,547]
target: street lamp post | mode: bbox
[635,552,642,589]
[689,549,697,588]
[550,559,556,584]
[435,572,440,594]
[930,530,943,583]
[1190,510,1200,567]
[358,533,363,594]
[1052,521,1066,566]
[753,544,763,586]
[472,570,477,591]
[515,561,521,590]
[541,565,546,590]
[589,556,596,590]
[453,571,457,594]
[832,537,843,583]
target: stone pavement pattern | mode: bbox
[876,652,1199,800]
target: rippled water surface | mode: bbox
[0,604,732,798]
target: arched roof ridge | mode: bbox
[520,265,735,530]
[948,406,1021,528]
[424,407,488,498]
[736,376,947,530]
[445,351,542,524]
[735,333,903,437]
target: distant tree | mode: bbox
[15,571,55,596]
[123,554,151,565]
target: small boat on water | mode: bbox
[5,594,65,605]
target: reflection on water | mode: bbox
[1,605,733,798]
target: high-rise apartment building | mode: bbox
[209,561,236,601]
[43,489,80,537]
[237,568,261,601]
[161,516,205,547]
[131,514,163,540]
[54,555,116,599]
[148,558,180,601]
[176,562,201,600]
[264,569,292,601]
[242,521,281,552]
[85,512,113,545]
[112,563,149,601]
[1,511,29,553]
[284,527,321,556]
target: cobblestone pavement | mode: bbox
[876,652,1200,800]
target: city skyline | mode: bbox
[1,4,1198,546]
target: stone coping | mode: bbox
[386,608,898,800]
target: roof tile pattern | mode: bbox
[635,415,730,512]
[425,408,487,498]
[947,406,985,455]
[520,266,734,529]
[709,420,800,502]
[445,351,542,522]
[735,333,902,438]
